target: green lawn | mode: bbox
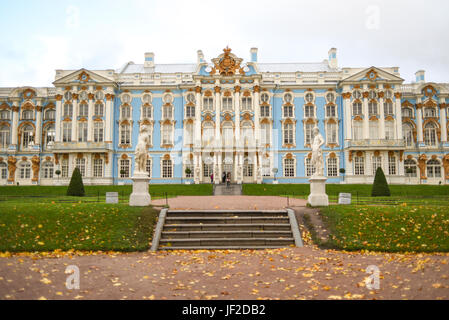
[319,205,449,252]
[0,202,159,252]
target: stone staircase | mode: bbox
[151,209,303,251]
[213,184,242,196]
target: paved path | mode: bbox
[152,195,307,210]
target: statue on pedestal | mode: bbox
[135,125,151,174]
[311,126,325,177]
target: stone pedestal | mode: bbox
[307,176,329,207]
[129,173,151,207]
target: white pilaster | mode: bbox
[379,94,385,139]
[254,84,260,148]
[87,95,94,142]
[214,85,221,146]
[416,98,423,143]
[105,93,113,142]
[11,100,19,146]
[71,96,78,142]
[440,98,447,142]
[363,94,369,139]
[395,93,403,140]
[343,93,352,141]
[55,94,62,142]
[35,103,43,145]
[234,85,241,143]
[195,86,202,148]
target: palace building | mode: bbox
[0,47,448,186]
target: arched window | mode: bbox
[352,102,362,115]
[243,158,253,177]
[44,124,55,148]
[22,109,33,120]
[44,109,55,120]
[95,91,104,101]
[352,90,362,99]
[385,121,394,140]
[202,122,214,147]
[79,103,88,117]
[64,91,72,101]
[93,122,104,142]
[424,122,438,146]
[94,102,104,117]
[79,91,88,101]
[142,94,152,104]
[369,90,377,100]
[63,103,73,117]
[424,107,436,118]
[326,92,335,104]
[284,93,293,103]
[404,159,417,177]
[41,162,54,179]
[121,94,131,104]
[402,108,413,118]
[0,125,10,148]
[21,124,34,149]
[0,162,7,180]
[352,121,363,140]
[121,105,131,119]
[305,93,314,103]
[261,93,269,103]
[403,123,414,147]
[120,124,131,145]
[368,101,378,116]
[0,110,11,120]
[427,159,441,178]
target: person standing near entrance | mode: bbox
[210,173,214,184]
[222,172,226,184]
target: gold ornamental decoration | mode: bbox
[7,156,17,182]
[210,47,245,76]
[31,155,40,182]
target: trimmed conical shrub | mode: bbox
[67,167,85,197]
[371,167,390,197]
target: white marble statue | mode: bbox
[135,125,151,174]
[311,126,325,177]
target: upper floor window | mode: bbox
[95,91,104,101]
[384,101,394,115]
[326,122,337,144]
[424,107,437,118]
[120,124,131,145]
[186,105,195,118]
[162,123,173,145]
[186,93,195,104]
[163,105,173,119]
[202,122,214,147]
[326,92,335,104]
[63,103,73,117]
[368,101,378,116]
[402,108,413,118]
[241,96,252,111]
[0,110,10,120]
[424,122,438,146]
[142,94,152,104]
[261,105,270,117]
[261,93,269,103]
[326,105,336,117]
[352,121,363,140]
[369,90,377,100]
[353,90,362,99]
[121,94,131,104]
[203,97,214,111]
[21,124,34,149]
[44,124,55,147]
[284,93,293,104]
[62,122,71,142]
[260,122,270,145]
[21,109,33,120]
[304,105,314,118]
[304,123,314,146]
[222,96,233,111]
[385,90,393,99]
[403,123,414,147]
[64,91,72,101]
[44,109,55,120]
[121,105,131,119]
[78,122,88,142]
[283,105,293,118]
[353,102,362,116]
[385,121,394,140]
[79,103,88,117]
[93,122,104,143]
[79,91,88,101]
[163,93,173,104]
[369,121,379,139]
[94,102,104,117]
[0,125,10,148]
[142,105,152,119]
[305,93,314,103]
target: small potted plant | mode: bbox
[405,167,413,184]
[185,168,192,184]
[272,168,279,184]
[54,169,61,185]
[339,168,346,183]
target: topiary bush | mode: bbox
[67,167,85,197]
[371,167,390,197]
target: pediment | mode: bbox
[341,66,404,83]
[53,69,115,86]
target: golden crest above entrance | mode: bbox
[210,47,245,76]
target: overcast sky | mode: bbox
[1,0,448,87]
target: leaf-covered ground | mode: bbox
[0,202,159,252]
[320,205,449,252]
[0,247,448,300]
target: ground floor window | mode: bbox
[162,160,173,178]
[0,162,7,179]
[20,162,31,179]
[61,159,69,178]
[372,156,382,175]
[262,159,271,176]
[203,163,212,178]
[388,156,396,175]
[184,162,193,178]
[42,162,54,179]
[284,158,295,177]
[76,158,86,177]
[93,159,103,178]
[146,159,152,177]
[243,160,253,177]
[305,158,315,177]
[404,159,417,177]
[427,160,441,178]
[327,157,338,177]
[354,156,365,175]
[120,159,130,178]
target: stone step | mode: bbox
[167,210,288,218]
[213,184,242,196]
[159,246,291,251]
[165,217,290,225]
[161,230,293,239]
[163,223,293,232]
[159,238,295,247]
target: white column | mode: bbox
[35,104,43,145]
[416,98,423,143]
[440,98,447,143]
[87,94,94,142]
[253,152,258,183]
[55,94,62,142]
[71,94,78,142]
[363,93,369,139]
[395,93,403,140]
[343,93,352,141]
[218,152,222,184]
[254,84,261,148]
[379,93,385,139]
[195,86,202,148]
[346,150,353,176]
[234,85,241,144]
[11,101,19,146]
[105,93,114,142]
[214,85,221,146]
